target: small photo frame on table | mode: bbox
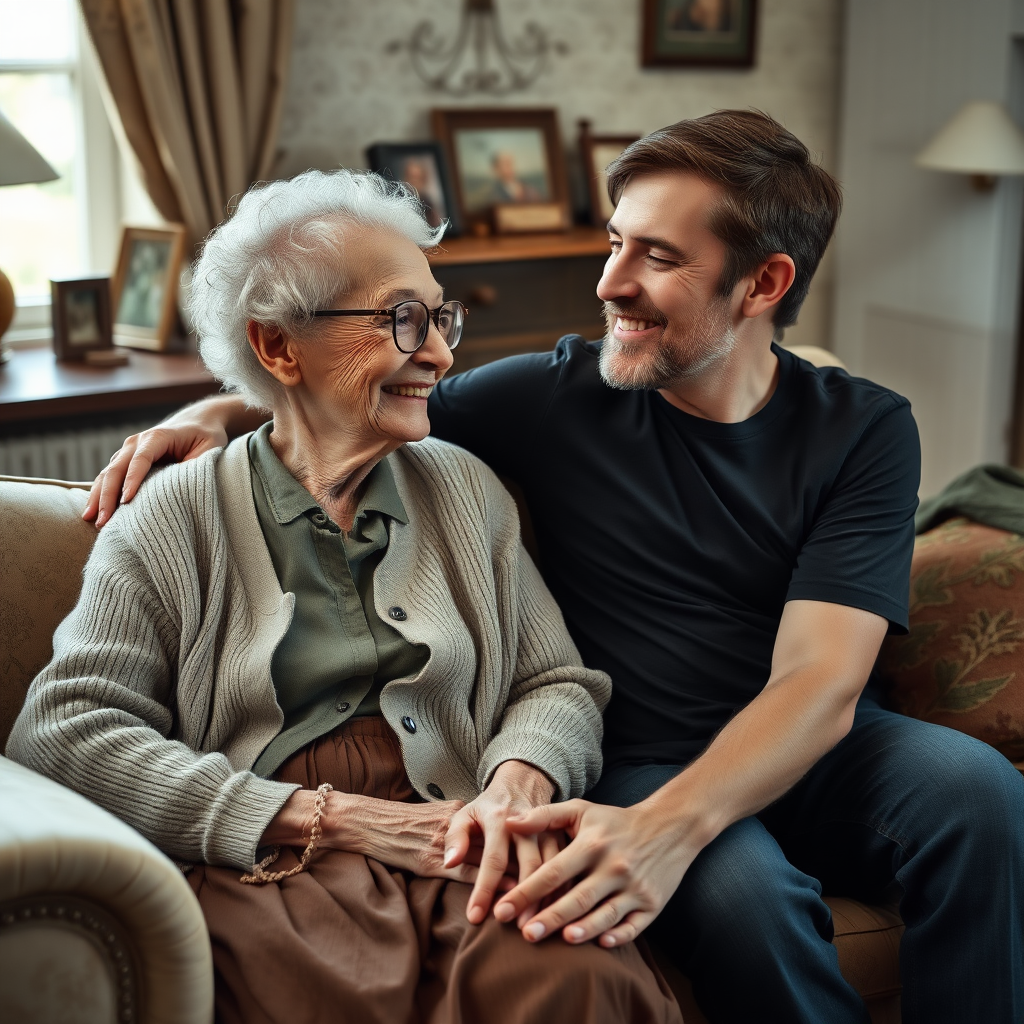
[367,141,462,237]
[432,107,570,234]
[51,274,115,363]
[641,0,758,67]
[111,224,187,351]
[578,120,641,226]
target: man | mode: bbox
[85,111,1024,1023]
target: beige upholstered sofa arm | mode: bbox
[0,756,213,1024]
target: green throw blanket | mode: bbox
[916,464,1024,535]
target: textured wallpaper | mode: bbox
[274,0,843,346]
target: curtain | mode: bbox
[80,0,296,245]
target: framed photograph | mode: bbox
[642,0,758,68]
[51,275,113,361]
[111,224,187,351]
[578,120,641,226]
[367,141,462,237]
[432,108,570,232]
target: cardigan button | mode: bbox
[427,783,445,800]
[401,716,417,734]
[388,606,407,621]
[336,701,350,713]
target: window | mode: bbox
[0,0,152,341]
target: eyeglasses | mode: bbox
[312,299,468,353]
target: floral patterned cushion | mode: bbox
[878,517,1024,767]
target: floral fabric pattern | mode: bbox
[878,518,1024,765]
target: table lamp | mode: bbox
[916,100,1024,191]
[0,108,59,364]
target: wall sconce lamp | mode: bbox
[916,101,1024,192]
[0,108,59,364]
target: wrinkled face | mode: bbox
[289,224,453,445]
[596,172,739,391]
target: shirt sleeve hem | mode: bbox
[784,582,909,635]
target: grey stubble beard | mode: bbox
[598,297,736,392]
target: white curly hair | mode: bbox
[188,169,445,409]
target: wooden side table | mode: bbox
[0,341,218,430]
[427,227,610,372]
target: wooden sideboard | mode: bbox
[0,342,218,431]
[427,226,610,372]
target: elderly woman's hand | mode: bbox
[442,760,561,927]
[266,788,500,884]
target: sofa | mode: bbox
[2,384,1022,1021]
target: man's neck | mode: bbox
[657,336,780,424]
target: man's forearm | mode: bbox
[170,394,268,437]
[646,665,864,849]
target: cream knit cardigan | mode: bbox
[8,436,610,871]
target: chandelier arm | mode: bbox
[409,12,473,90]
[488,14,548,88]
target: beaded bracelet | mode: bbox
[240,782,334,885]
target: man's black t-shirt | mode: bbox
[428,337,920,770]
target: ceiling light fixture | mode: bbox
[387,0,566,97]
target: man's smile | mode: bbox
[614,317,662,337]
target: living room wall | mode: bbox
[833,0,1024,497]
[271,0,843,350]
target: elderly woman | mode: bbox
[8,171,680,1024]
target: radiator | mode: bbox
[0,419,158,482]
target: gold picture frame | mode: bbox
[111,224,187,351]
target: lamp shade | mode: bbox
[916,101,1024,176]
[0,108,58,187]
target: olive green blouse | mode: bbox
[247,424,428,777]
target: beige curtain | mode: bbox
[80,0,296,245]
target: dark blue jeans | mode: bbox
[587,698,1024,1024]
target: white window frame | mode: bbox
[1,3,122,345]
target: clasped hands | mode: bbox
[269,759,698,949]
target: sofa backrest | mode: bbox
[0,476,97,749]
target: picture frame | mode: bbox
[431,107,570,233]
[50,274,114,361]
[111,224,187,351]
[641,0,758,68]
[366,141,462,237]
[578,120,641,226]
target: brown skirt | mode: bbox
[188,717,683,1024]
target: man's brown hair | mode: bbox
[605,110,842,329]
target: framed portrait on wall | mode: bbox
[367,141,462,236]
[578,120,641,226]
[111,224,187,351]
[432,108,570,232]
[50,275,114,361]
[642,0,758,68]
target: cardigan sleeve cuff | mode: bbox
[204,773,301,871]
[477,727,597,802]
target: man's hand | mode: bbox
[493,798,701,948]
[83,395,262,528]
[443,760,559,925]
[492,601,889,948]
